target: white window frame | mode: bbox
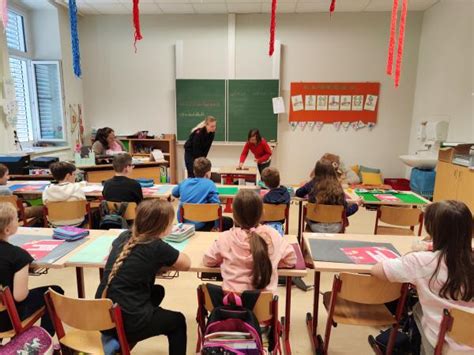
[30,60,67,142]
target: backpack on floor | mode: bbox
[99,201,129,230]
[201,284,264,355]
[0,326,53,355]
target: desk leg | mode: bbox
[282,276,292,355]
[306,271,323,354]
[76,267,85,298]
[224,174,234,213]
[298,200,303,245]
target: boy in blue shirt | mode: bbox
[172,158,233,231]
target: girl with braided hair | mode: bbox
[95,200,190,354]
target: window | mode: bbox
[9,57,33,142]
[6,10,26,52]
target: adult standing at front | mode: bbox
[184,116,217,178]
[238,129,272,174]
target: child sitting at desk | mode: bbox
[102,153,143,205]
[203,190,296,293]
[0,203,64,336]
[172,157,233,231]
[42,161,87,226]
[261,167,290,235]
[371,200,474,354]
[296,159,358,233]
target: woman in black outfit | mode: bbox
[183,116,217,177]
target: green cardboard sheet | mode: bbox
[68,235,116,264]
[217,186,239,196]
[165,238,191,253]
[356,192,427,204]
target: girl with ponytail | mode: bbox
[95,200,190,354]
[203,189,296,292]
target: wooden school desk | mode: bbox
[214,166,258,185]
[302,233,414,354]
[64,230,307,355]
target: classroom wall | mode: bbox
[80,12,423,183]
[408,0,473,154]
[30,8,61,60]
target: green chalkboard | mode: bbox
[176,79,226,141]
[228,80,279,142]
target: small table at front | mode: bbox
[64,231,307,355]
[302,233,414,354]
[215,167,258,212]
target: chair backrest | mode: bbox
[46,288,115,331]
[0,195,21,211]
[338,273,403,304]
[201,284,274,323]
[106,201,137,220]
[305,203,344,223]
[182,203,221,223]
[45,200,88,223]
[448,308,474,348]
[378,206,423,227]
[262,203,288,223]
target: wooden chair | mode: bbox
[44,288,131,355]
[434,308,474,355]
[180,203,223,231]
[323,273,409,355]
[303,203,346,234]
[0,195,38,226]
[374,206,424,236]
[261,203,290,234]
[196,284,281,354]
[0,286,45,339]
[44,200,92,228]
[105,201,137,221]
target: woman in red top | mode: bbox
[239,129,272,174]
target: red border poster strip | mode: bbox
[289,82,380,123]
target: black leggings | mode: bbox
[258,161,271,175]
[0,285,64,336]
[127,285,187,355]
[185,151,195,178]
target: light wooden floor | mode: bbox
[29,202,393,354]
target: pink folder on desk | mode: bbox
[291,243,306,270]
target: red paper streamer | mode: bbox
[386,0,399,75]
[269,0,277,56]
[329,0,336,15]
[133,0,143,52]
[394,0,408,87]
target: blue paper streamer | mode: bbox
[68,0,81,78]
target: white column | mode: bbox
[227,14,236,79]
[175,40,184,79]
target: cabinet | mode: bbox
[433,161,474,213]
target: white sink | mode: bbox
[399,152,438,170]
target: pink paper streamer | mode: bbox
[395,0,408,87]
[386,0,399,75]
[0,0,8,29]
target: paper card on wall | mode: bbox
[305,95,316,111]
[317,95,328,111]
[368,122,376,131]
[289,122,298,131]
[358,120,366,129]
[316,121,324,131]
[272,97,286,114]
[308,122,316,131]
[364,95,378,111]
[342,122,351,131]
[352,95,364,111]
[328,95,340,111]
[291,95,304,112]
[333,121,341,131]
[340,95,352,111]
[299,122,307,130]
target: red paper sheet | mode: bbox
[21,240,64,260]
[341,246,399,264]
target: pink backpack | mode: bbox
[0,326,53,355]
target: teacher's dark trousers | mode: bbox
[184,151,195,178]
[257,160,271,175]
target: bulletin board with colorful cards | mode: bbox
[289,82,380,124]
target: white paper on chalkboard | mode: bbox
[272,97,285,114]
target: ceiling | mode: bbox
[14,0,440,15]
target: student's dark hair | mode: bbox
[193,157,212,178]
[96,127,114,150]
[312,159,344,205]
[112,153,132,173]
[232,190,272,289]
[0,163,8,179]
[261,167,280,189]
[49,161,76,182]
[103,200,175,297]
[248,129,262,144]
[426,200,473,302]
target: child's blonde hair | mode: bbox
[0,203,17,235]
[191,116,216,133]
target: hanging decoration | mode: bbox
[386,0,408,87]
[68,0,81,78]
[342,122,350,131]
[308,122,316,131]
[333,121,341,131]
[289,122,298,131]
[358,120,366,129]
[316,121,324,131]
[0,0,7,30]
[299,121,307,130]
[268,0,277,56]
[368,122,376,131]
[133,0,143,52]
[329,0,336,15]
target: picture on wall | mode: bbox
[328,95,340,111]
[364,94,378,111]
[340,95,352,111]
[352,95,364,111]
[317,95,328,111]
[291,95,304,111]
[305,95,316,110]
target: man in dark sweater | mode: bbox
[102,153,143,204]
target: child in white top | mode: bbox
[371,200,474,353]
[42,162,86,226]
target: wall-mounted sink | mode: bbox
[399,152,438,170]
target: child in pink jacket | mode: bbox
[203,189,296,293]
